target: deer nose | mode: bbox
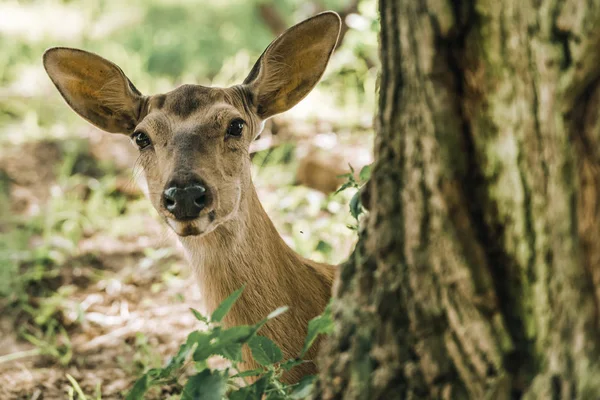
[163,184,207,220]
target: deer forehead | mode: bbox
[141,85,252,142]
[150,84,228,117]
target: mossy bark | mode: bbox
[316,0,600,398]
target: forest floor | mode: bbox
[0,134,205,399]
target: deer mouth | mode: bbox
[165,211,217,237]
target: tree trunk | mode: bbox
[317,0,600,398]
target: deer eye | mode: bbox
[226,118,245,138]
[132,131,152,149]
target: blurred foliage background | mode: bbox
[0,0,378,398]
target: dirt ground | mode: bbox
[0,134,207,399]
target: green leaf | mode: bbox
[190,331,213,362]
[229,373,271,400]
[334,180,355,194]
[193,326,253,362]
[315,240,333,254]
[187,330,210,346]
[162,330,201,376]
[181,369,227,400]
[248,335,282,366]
[289,375,316,399]
[190,308,209,323]
[266,306,288,320]
[349,191,362,220]
[300,304,333,358]
[229,388,254,400]
[336,171,353,179]
[219,325,254,341]
[211,286,245,323]
[215,342,243,362]
[125,374,150,400]
[266,392,287,400]
[359,164,372,183]
[145,368,164,380]
[280,358,308,371]
[165,344,192,374]
[231,368,264,378]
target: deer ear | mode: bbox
[243,11,341,120]
[43,47,145,134]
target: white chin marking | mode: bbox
[167,215,214,237]
[167,218,193,234]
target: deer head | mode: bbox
[43,12,341,238]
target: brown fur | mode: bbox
[182,188,335,381]
[42,12,342,383]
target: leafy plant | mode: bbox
[336,163,371,229]
[126,287,333,400]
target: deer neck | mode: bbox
[178,185,307,322]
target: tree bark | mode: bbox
[317,0,600,398]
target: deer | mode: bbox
[43,12,341,382]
